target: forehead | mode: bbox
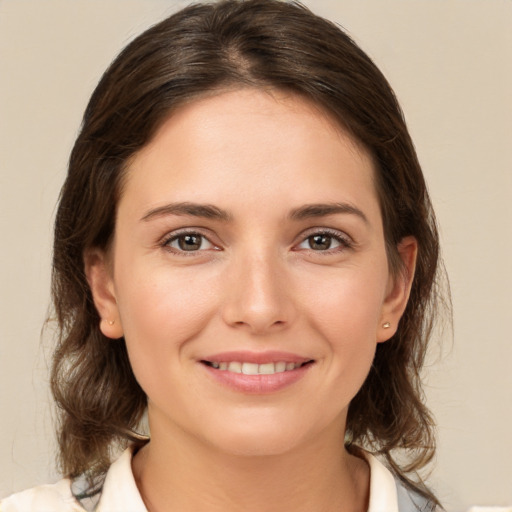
[121,88,378,218]
[148,87,368,159]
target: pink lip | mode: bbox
[201,351,311,365]
[199,351,314,394]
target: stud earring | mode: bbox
[382,322,391,329]
[108,320,115,326]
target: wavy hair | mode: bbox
[50,0,448,506]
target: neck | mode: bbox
[132,422,370,512]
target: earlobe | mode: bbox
[378,236,418,343]
[84,249,124,339]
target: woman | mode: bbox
[1,1,446,511]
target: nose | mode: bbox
[221,251,295,335]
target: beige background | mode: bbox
[1,1,511,510]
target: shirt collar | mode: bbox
[97,447,399,512]
[364,452,400,512]
[97,447,147,512]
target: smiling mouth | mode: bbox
[201,360,314,375]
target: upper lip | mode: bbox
[201,351,313,365]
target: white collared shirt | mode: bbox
[1,447,431,512]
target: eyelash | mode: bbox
[160,229,219,255]
[159,228,354,255]
[294,228,354,254]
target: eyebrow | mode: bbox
[289,203,369,224]
[141,201,368,224]
[141,202,232,222]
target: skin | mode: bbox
[86,88,417,512]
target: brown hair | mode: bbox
[51,0,447,506]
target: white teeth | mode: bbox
[227,361,242,373]
[208,360,306,375]
[241,362,259,375]
[258,362,276,374]
[275,361,286,373]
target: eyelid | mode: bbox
[293,227,355,251]
[157,226,354,254]
[159,227,221,253]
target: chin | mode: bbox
[194,411,331,458]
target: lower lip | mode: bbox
[201,363,313,394]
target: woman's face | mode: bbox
[88,88,415,456]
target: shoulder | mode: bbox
[396,479,437,512]
[1,446,145,512]
[361,450,437,512]
[0,478,85,512]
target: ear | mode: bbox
[377,236,418,343]
[84,249,124,339]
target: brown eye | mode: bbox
[178,234,203,251]
[165,233,215,252]
[295,230,349,253]
[308,234,334,250]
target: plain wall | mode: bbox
[1,1,511,510]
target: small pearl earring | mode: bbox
[108,320,115,326]
[382,322,391,329]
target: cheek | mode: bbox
[299,265,388,396]
[302,265,388,341]
[113,261,218,382]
